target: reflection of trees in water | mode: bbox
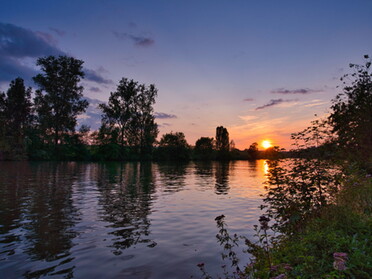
[94,162,157,254]
[193,161,214,191]
[194,161,214,176]
[0,162,80,278]
[247,160,259,177]
[24,163,80,278]
[214,161,233,195]
[0,163,30,254]
[156,163,188,193]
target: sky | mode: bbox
[1,0,371,150]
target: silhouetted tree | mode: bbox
[215,126,230,160]
[91,124,121,160]
[247,142,259,160]
[230,140,235,150]
[194,137,215,160]
[0,92,6,159]
[0,78,32,159]
[33,56,88,151]
[99,78,158,157]
[329,55,372,170]
[154,132,191,161]
[262,146,280,159]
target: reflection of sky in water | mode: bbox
[0,161,270,279]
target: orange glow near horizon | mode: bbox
[261,140,272,149]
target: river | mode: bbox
[0,160,269,278]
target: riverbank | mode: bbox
[247,169,372,278]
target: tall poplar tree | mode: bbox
[33,56,88,148]
[215,126,230,160]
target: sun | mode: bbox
[262,140,272,149]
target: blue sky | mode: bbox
[1,0,371,149]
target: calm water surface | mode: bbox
[0,161,269,278]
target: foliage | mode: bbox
[267,172,372,279]
[194,137,215,160]
[33,55,88,150]
[154,132,191,161]
[199,167,371,279]
[263,158,343,234]
[247,142,259,160]
[0,78,32,160]
[260,146,281,160]
[216,126,230,160]
[99,78,158,157]
[329,55,372,171]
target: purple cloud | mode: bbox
[84,68,113,84]
[271,88,322,94]
[0,22,111,85]
[89,86,101,92]
[77,97,105,130]
[155,112,177,119]
[113,31,155,47]
[158,123,171,128]
[255,99,295,110]
[243,98,254,102]
[49,27,66,37]
[0,22,64,59]
[0,22,66,82]
[0,56,37,82]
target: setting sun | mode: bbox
[262,140,272,149]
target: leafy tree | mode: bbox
[194,137,214,160]
[247,142,259,160]
[0,90,10,159]
[329,55,372,170]
[0,78,32,159]
[154,132,191,161]
[262,122,344,234]
[262,146,281,159]
[58,125,91,160]
[33,56,88,149]
[91,124,121,160]
[215,126,230,160]
[99,78,158,157]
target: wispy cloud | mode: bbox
[271,88,322,94]
[158,123,171,128]
[113,31,155,47]
[49,27,66,37]
[155,112,177,119]
[0,56,38,82]
[89,86,101,93]
[239,115,258,122]
[243,98,254,102]
[77,97,104,130]
[303,99,329,107]
[84,68,113,84]
[255,99,296,110]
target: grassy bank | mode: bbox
[249,170,372,279]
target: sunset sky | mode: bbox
[1,0,371,149]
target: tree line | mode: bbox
[2,55,369,165]
[0,55,271,161]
